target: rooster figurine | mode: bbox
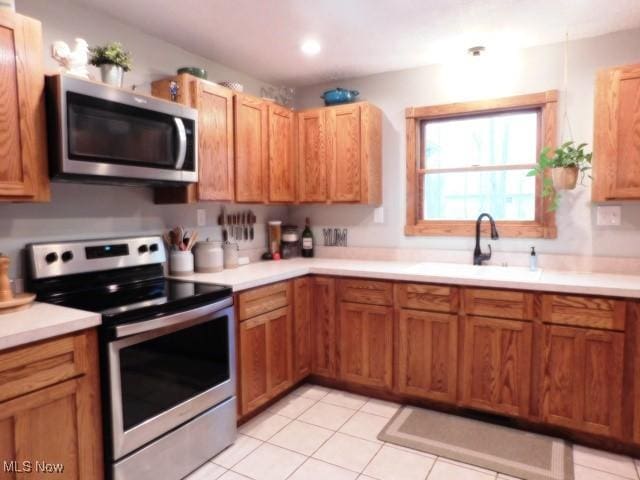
[51,38,90,79]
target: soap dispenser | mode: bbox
[529,247,537,272]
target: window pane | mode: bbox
[424,111,538,169]
[423,169,536,221]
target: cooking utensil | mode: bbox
[249,210,255,241]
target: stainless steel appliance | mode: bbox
[26,237,236,480]
[46,74,198,185]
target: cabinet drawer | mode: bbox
[238,281,291,321]
[541,294,625,331]
[395,283,458,313]
[463,288,533,321]
[0,331,89,403]
[337,279,393,306]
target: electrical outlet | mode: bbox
[373,207,384,224]
[596,205,621,226]
[196,209,206,227]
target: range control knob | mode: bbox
[149,243,159,252]
[45,252,58,264]
[138,244,149,254]
[61,251,74,262]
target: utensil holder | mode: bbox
[170,251,194,276]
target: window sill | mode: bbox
[405,221,557,239]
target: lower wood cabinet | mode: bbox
[338,302,393,389]
[293,277,312,381]
[311,277,337,379]
[540,325,623,437]
[460,316,532,417]
[239,306,293,415]
[0,330,103,479]
[397,309,457,402]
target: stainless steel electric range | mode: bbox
[26,236,237,480]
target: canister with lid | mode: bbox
[193,239,224,273]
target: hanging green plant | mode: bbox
[89,42,132,71]
[527,141,592,211]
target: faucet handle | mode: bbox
[486,243,492,259]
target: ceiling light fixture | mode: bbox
[468,46,486,57]
[301,39,321,56]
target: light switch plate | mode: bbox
[196,209,206,227]
[596,205,621,226]
[373,207,384,224]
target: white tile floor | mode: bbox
[184,384,640,480]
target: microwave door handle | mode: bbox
[173,117,187,170]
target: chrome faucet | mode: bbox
[473,213,499,265]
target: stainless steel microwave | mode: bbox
[46,74,198,185]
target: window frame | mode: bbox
[405,91,558,238]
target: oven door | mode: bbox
[107,298,235,460]
[49,75,197,184]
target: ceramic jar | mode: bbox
[194,240,223,273]
[169,251,194,276]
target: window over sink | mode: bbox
[405,91,559,238]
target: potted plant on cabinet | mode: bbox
[527,141,592,211]
[89,42,132,88]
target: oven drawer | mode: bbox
[0,331,89,403]
[238,281,291,320]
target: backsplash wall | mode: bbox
[0,0,287,277]
[291,28,640,262]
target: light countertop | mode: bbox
[0,302,101,352]
[173,257,640,299]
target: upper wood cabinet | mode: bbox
[234,93,268,203]
[460,316,532,417]
[298,102,382,205]
[0,11,49,202]
[540,325,623,438]
[267,103,296,203]
[593,63,640,201]
[153,74,234,203]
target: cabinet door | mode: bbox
[327,104,361,202]
[397,309,457,402]
[593,63,640,200]
[0,12,48,201]
[239,307,293,415]
[293,277,312,381]
[193,81,234,201]
[339,302,393,388]
[540,325,623,437]
[234,93,267,202]
[0,378,103,479]
[311,277,337,378]
[461,316,532,417]
[298,109,328,202]
[267,104,296,202]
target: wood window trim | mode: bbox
[405,90,558,238]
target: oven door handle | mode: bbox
[114,297,233,338]
[173,117,187,170]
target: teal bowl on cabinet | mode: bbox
[321,88,359,105]
[177,67,208,79]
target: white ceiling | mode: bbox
[75,0,640,86]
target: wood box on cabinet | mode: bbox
[0,11,49,202]
[592,63,640,201]
[152,74,234,204]
[298,102,382,205]
[0,330,103,479]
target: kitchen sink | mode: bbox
[403,262,543,282]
